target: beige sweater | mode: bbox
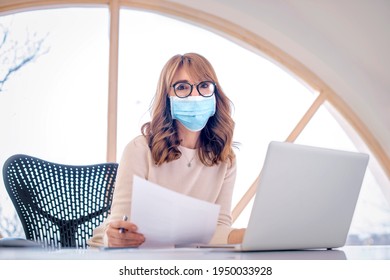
[87,135,236,247]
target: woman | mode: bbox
[88,53,245,248]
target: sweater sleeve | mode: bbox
[209,157,237,244]
[87,136,149,247]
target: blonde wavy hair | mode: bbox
[141,53,236,166]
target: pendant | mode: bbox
[187,162,191,167]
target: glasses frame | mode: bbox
[171,81,216,98]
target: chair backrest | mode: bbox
[2,154,118,248]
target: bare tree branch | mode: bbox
[0,24,49,92]
[0,28,8,49]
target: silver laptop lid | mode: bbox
[242,141,369,251]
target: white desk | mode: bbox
[1,246,390,260]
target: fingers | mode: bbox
[111,220,138,233]
[108,232,145,247]
[106,220,145,248]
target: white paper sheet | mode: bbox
[131,175,220,247]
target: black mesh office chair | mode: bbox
[2,154,118,248]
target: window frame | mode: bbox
[0,0,389,223]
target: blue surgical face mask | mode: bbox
[170,95,216,132]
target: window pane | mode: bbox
[0,8,109,237]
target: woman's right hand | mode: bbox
[106,219,145,248]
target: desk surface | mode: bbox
[1,245,390,260]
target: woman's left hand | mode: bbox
[228,228,246,244]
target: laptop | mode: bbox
[200,141,369,251]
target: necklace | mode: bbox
[182,152,195,167]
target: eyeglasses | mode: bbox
[171,81,216,98]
